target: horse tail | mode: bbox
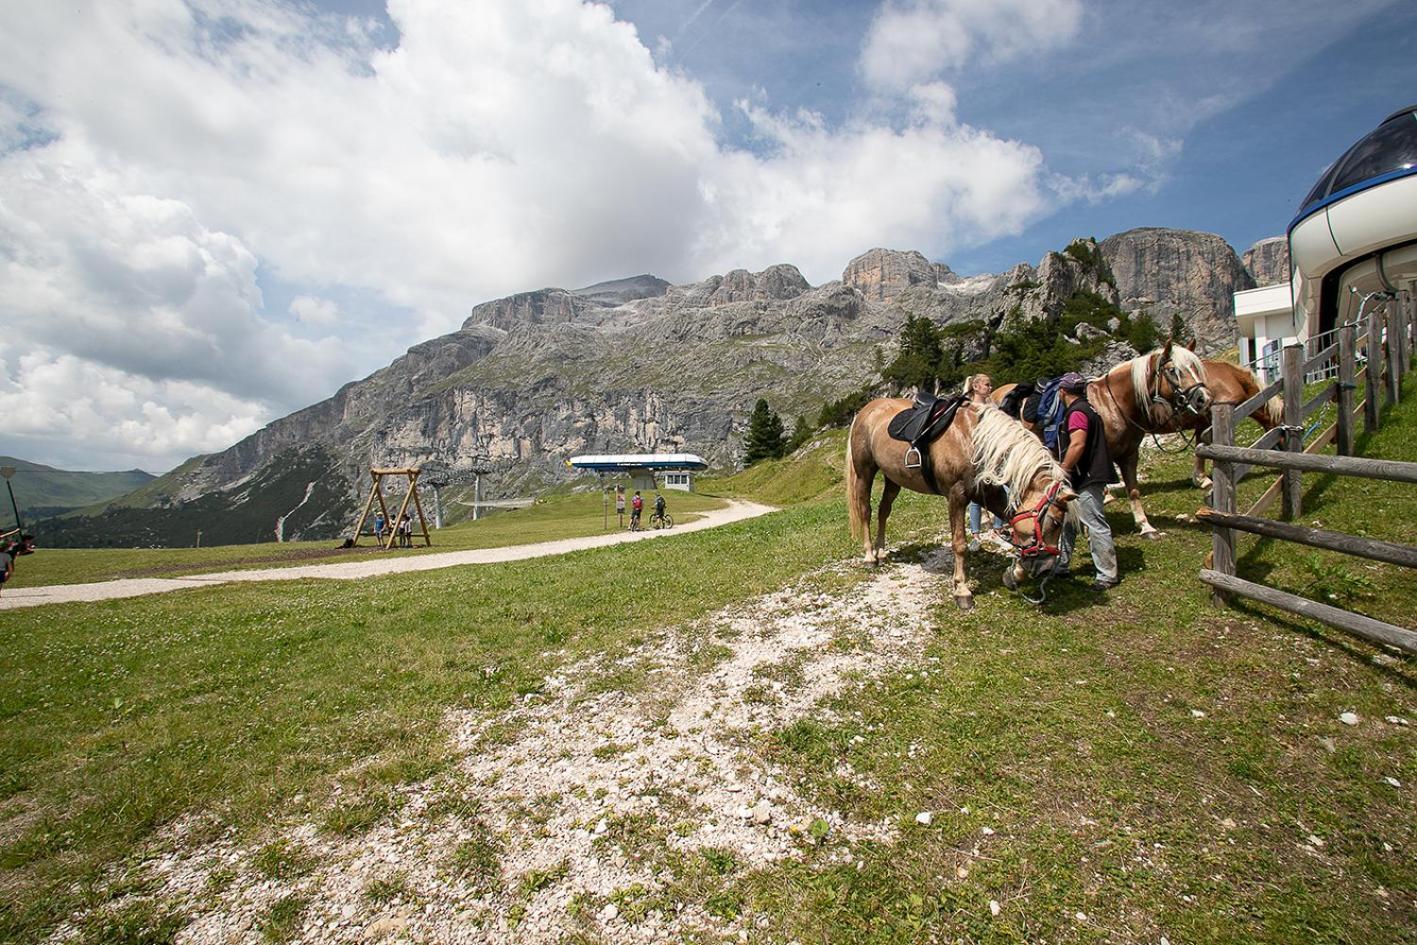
[846,413,865,541]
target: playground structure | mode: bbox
[349,467,432,549]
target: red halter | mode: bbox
[1006,480,1065,559]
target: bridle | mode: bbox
[1006,480,1065,559]
[1154,349,1209,421]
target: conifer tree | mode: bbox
[743,398,786,466]
[786,414,813,453]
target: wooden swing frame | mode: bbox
[349,467,432,549]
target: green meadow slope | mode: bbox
[0,456,155,519]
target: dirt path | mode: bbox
[49,549,951,944]
[0,500,775,610]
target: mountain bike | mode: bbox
[650,510,673,529]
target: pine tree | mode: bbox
[1170,312,1188,344]
[882,314,944,392]
[786,414,813,453]
[743,398,787,466]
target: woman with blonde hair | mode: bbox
[962,373,1008,552]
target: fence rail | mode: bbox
[1202,288,1416,654]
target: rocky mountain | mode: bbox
[1099,227,1251,353]
[1242,236,1290,286]
[39,228,1253,547]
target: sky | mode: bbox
[1,0,1413,473]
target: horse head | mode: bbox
[970,406,1075,582]
[1154,340,1212,419]
[1004,476,1075,579]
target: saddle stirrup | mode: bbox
[904,446,922,469]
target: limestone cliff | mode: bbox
[1242,236,1290,287]
[1099,228,1251,353]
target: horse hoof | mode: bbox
[1141,528,1162,541]
[1001,567,1019,591]
[1192,476,1213,490]
[954,594,975,611]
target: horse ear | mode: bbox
[1187,338,1197,352]
[1160,337,1174,359]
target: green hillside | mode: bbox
[0,456,156,521]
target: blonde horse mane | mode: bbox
[971,404,1064,501]
[1128,344,1206,418]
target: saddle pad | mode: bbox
[887,393,965,445]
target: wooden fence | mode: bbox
[1197,288,1417,654]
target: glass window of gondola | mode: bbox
[1327,108,1417,195]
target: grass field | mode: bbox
[1,390,1413,944]
[9,487,727,587]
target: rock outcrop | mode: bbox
[842,249,940,302]
[1242,236,1290,287]
[1099,228,1250,353]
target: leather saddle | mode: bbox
[887,390,966,494]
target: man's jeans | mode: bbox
[968,501,1004,534]
[1057,483,1118,583]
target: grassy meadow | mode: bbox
[10,486,727,588]
[1,388,1414,943]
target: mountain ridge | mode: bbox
[37,227,1278,547]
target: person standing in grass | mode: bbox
[374,512,386,546]
[615,486,626,528]
[0,533,34,597]
[1054,372,1120,590]
[962,373,1007,552]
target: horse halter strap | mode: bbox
[1007,480,1064,559]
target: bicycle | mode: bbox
[629,512,642,532]
[650,511,673,529]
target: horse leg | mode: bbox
[1119,450,1160,539]
[851,462,879,566]
[1192,427,1213,490]
[948,487,974,610]
[875,477,900,565]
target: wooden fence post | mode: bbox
[1366,308,1382,433]
[1385,301,1400,406]
[1281,343,1303,519]
[1337,322,1356,456]
[1209,403,1236,606]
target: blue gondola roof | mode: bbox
[1290,104,1417,232]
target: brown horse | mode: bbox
[1190,359,1284,489]
[994,341,1213,538]
[846,400,1075,610]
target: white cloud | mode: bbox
[0,0,1078,471]
[290,296,340,326]
[698,101,1048,277]
[860,0,1084,90]
[0,349,266,473]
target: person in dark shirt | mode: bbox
[1053,373,1119,590]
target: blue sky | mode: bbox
[0,0,1411,472]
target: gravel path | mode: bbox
[47,547,953,944]
[0,500,775,610]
